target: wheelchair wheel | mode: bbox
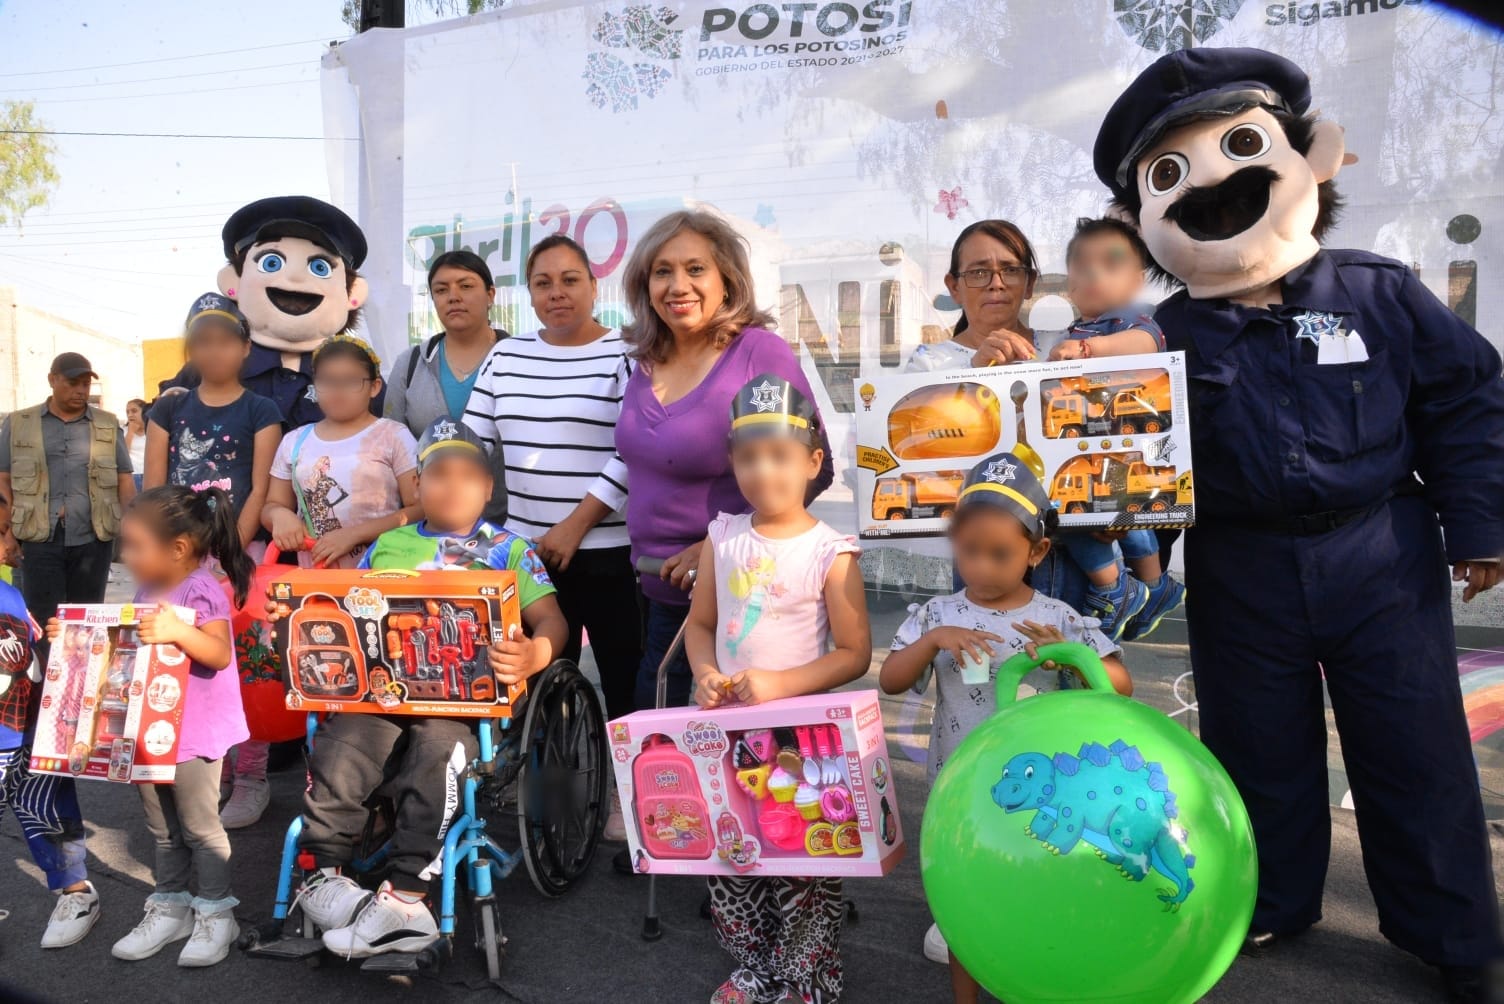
[516,660,608,897]
[475,900,503,982]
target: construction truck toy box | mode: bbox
[267,570,523,718]
[853,352,1194,538]
[30,604,197,784]
[608,691,905,878]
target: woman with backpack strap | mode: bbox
[385,250,510,522]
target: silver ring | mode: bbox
[686,568,698,581]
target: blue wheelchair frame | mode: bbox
[246,659,607,982]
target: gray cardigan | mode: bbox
[384,329,511,524]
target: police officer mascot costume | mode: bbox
[1094,47,1504,1001]
[164,196,378,427]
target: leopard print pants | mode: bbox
[708,875,844,1003]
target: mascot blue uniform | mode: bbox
[1095,48,1504,1000]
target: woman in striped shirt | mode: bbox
[463,234,642,726]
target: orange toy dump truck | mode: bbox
[872,470,965,521]
[1051,452,1178,514]
[1042,371,1172,438]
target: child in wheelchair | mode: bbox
[291,419,567,958]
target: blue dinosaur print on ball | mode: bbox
[991,739,1196,909]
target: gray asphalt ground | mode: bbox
[0,579,1499,1003]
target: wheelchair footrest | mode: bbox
[245,936,325,961]
[359,953,420,974]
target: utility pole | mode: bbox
[358,0,405,31]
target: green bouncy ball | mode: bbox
[920,643,1256,1004]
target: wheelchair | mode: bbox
[240,658,608,982]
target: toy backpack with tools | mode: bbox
[631,735,713,860]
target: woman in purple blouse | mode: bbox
[615,209,834,712]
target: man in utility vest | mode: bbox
[0,352,136,650]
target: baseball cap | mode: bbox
[184,292,249,340]
[416,418,491,475]
[49,352,98,380]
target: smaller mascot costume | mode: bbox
[1094,48,1504,999]
[166,195,377,427]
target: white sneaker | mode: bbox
[293,869,370,932]
[177,909,239,967]
[321,882,438,958]
[41,882,100,948]
[112,897,194,960]
[603,805,628,842]
[219,777,270,829]
[923,922,949,964]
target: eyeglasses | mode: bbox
[312,377,372,393]
[957,265,1034,288]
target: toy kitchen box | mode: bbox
[268,570,523,717]
[30,604,196,784]
[608,691,904,878]
[853,352,1194,539]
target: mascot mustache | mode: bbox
[1162,165,1279,243]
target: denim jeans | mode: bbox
[633,600,692,711]
[1057,528,1158,576]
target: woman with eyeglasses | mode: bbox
[907,219,1042,372]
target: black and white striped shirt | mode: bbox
[464,328,632,550]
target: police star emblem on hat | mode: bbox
[730,373,820,447]
[958,450,1052,538]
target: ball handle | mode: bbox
[996,642,1113,704]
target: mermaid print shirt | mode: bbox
[707,511,859,679]
[270,418,418,568]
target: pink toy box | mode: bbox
[608,691,904,877]
[30,603,195,784]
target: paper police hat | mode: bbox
[184,292,249,339]
[222,195,368,269]
[730,374,821,448]
[1093,47,1311,201]
[416,418,491,475]
[957,451,1052,538]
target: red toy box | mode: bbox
[609,691,904,877]
[268,570,523,717]
[30,604,196,784]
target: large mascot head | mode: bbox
[1093,48,1347,300]
[217,196,370,353]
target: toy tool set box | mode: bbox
[30,604,196,784]
[608,692,904,878]
[853,352,1194,538]
[268,570,522,717]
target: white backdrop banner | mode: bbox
[322,0,1504,574]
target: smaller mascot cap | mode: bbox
[957,451,1052,539]
[416,418,491,475]
[222,195,368,270]
[1094,47,1311,201]
[184,292,249,340]
[729,373,821,448]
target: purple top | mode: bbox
[135,567,248,761]
[616,326,834,606]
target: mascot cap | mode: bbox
[729,373,821,448]
[416,418,491,475]
[222,195,368,270]
[957,451,1052,539]
[1093,47,1311,201]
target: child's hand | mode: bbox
[1013,620,1067,666]
[1049,339,1085,361]
[487,626,537,686]
[928,626,1002,667]
[136,604,188,647]
[269,510,310,553]
[693,670,734,708]
[44,617,61,643]
[308,528,362,567]
[729,669,785,706]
